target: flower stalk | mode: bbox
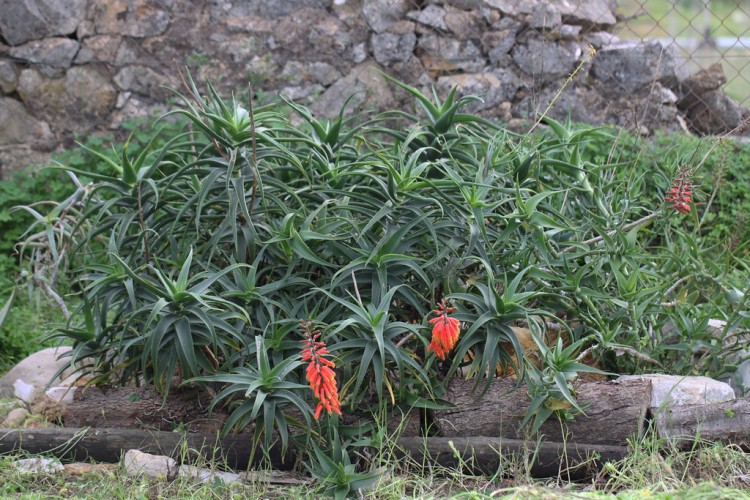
[300,320,342,419]
[428,299,461,360]
[666,166,693,214]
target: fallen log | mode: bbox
[0,427,628,479]
[433,378,652,446]
[0,427,291,470]
[654,398,750,449]
[61,386,227,434]
[62,386,422,437]
[396,436,629,480]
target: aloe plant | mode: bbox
[14,71,750,493]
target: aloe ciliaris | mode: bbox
[16,72,750,493]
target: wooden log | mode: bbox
[0,427,628,479]
[654,398,750,449]
[433,378,652,446]
[0,427,291,470]
[62,386,228,434]
[396,436,629,480]
[62,385,422,437]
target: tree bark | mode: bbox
[654,398,750,449]
[432,378,652,446]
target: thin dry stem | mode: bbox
[559,212,659,254]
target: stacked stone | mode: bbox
[0,0,746,176]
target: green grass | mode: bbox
[0,297,64,373]
[2,432,750,499]
[618,0,750,39]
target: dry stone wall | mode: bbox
[0,0,746,177]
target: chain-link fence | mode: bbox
[617,0,750,108]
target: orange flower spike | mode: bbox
[427,299,461,360]
[299,320,342,419]
[665,166,693,214]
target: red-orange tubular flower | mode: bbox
[300,320,342,419]
[428,299,461,360]
[665,167,693,214]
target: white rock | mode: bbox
[178,465,242,484]
[13,380,35,403]
[12,457,64,474]
[45,386,77,404]
[618,374,735,410]
[123,450,177,479]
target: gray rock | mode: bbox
[482,0,535,16]
[618,374,735,411]
[108,95,167,129]
[680,62,726,94]
[0,61,18,94]
[331,0,362,28]
[585,31,620,49]
[307,62,341,86]
[280,84,325,101]
[676,62,746,134]
[94,0,170,38]
[560,24,583,39]
[362,0,412,33]
[273,9,351,57]
[352,43,368,63]
[557,0,617,28]
[76,19,95,39]
[591,41,689,93]
[0,0,87,46]
[72,47,94,64]
[75,35,122,65]
[114,39,142,66]
[407,5,448,31]
[371,32,417,64]
[0,97,54,148]
[437,69,519,112]
[482,26,518,65]
[310,62,395,118]
[443,7,486,40]
[483,0,616,28]
[512,39,581,82]
[11,457,64,474]
[0,147,52,179]
[9,38,79,68]
[17,67,117,132]
[114,65,171,97]
[530,3,562,30]
[178,465,242,484]
[445,0,482,10]
[682,90,746,135]
[210,0,333,19]
[2,407,29,427]
[281,61,342,86]
[419,34,485,73]
[123,450,177,479]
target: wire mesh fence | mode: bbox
[617,0,750,108]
